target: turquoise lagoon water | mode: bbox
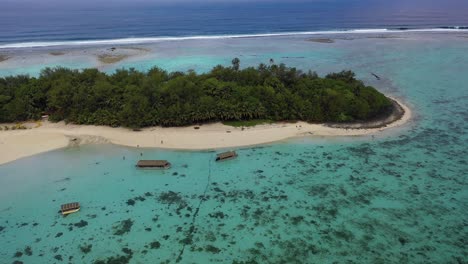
[0,33,467,263]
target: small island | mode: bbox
[0,59,410,165]
[0,59,395,128]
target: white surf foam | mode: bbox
[0,28,467,49]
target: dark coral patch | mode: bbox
[205,245,221,254]
[113,219,133,236]
[93,248,133,264]
[80,244,92,254]
[149,241,161,249]
[24,246,32,256]
[208,211,226,219]
[73,220,88,228]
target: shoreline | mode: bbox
[325,98,405,129]
[0,97,411,165]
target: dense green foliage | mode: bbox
[0,60,392,128]
[222,119,273,127]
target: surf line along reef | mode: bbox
[0,58,401,129]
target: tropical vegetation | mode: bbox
[0,59,393,128]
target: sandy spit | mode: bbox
[0,98,411,165]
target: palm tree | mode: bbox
[231,58,240,71]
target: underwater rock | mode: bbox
[121,248,132,255]
[254,242,265,248]
[334,229,355,242]
[399,237,408,245]
[73,220,88,228]
[232,261,259,264]
[205,245,221,254]
[213,187,224,193]
[24,246,33,256]
[0,226,5,232]
[12,261,24,264]
[54,255,63,261]
[93,255,130,264]
[208,211,226,219]
[113,219,133,236]
[80,244,92,254]
[126,199,135,206]
[179,237,193,245]
[93,248,133,264]
[158,191,185,205]
[55,232,63,238]
[13,251,23,258]
[149,241,161,249]
[290,216,305,225]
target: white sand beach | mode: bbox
[0,98,411,165]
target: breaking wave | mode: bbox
[1,27,467,49]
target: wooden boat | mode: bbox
[216,151,238,162]
[61,202,80,216]
[136,160,171,169]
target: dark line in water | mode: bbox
[176,157,212,263]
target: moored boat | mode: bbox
[215,151,238,162]
[61,202,80,216]
[136,160,171,169]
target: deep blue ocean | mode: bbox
[1,0,468,46]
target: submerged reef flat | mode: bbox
[96,46,149,64]
[97,54,130,64]
[49,51,65,56]
[0,54,9,62]
[0,133,466,263]
[307,38,335,43]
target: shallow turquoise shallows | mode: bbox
[0,33,467,264]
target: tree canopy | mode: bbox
[0,59,393,128]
